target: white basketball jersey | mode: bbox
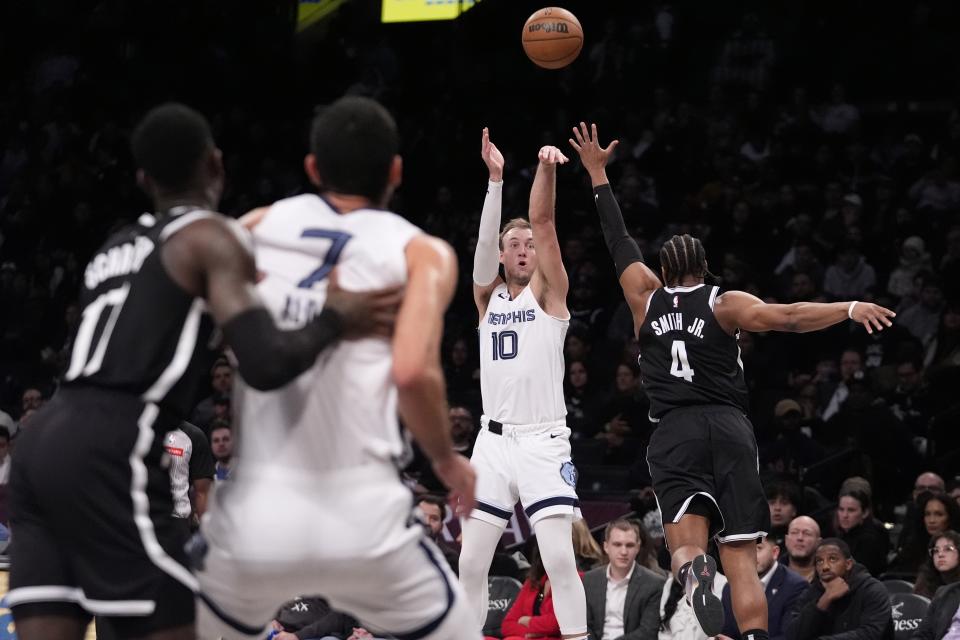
[479,283,568,424]
[236,194,421,471]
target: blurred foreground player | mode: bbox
[569,122,895,640]
[195,96,479,640]
[7,103,397,640]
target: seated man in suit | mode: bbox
[583,519,663,640]
[719,536,809,640]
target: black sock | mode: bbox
[676,560,693,585]
[742,629,769,640]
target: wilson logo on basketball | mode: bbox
[528,22,569,33]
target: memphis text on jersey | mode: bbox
[487,309,536,325]
[650,311,706,339]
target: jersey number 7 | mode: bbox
[297,229,353,288]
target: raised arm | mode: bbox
[529,145,570,317]
[569,122,661,332]
[394,234,476,515]
[714,289,895,335]
[473,127,505,319]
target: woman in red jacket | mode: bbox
[501,542,585,640]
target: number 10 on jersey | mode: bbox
[490,330,518,360]
[670,340,695,382]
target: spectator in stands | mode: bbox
[910,571,960,640]
[270,596,372,640]
[0,426,9,484]
[784,538,893,640]
[914,530,960,599]
[583,518,662,640]
[444,336,480,406]
[658,563,728,640]
[761,400,825,477]
[191,358,233,430]
[595,362,649,464]
[888,237,932,301]
[820,349,863,422]
[719,536,809,640]
[823,241,876,301]
[565,359,602,437]
[785,516,822,582]
[500,539,577,640]
[766,479,803,532]
[887,358,930,435]
[210,420,234,481]
[417,494,460,572]
[948,479,960,509]
[812,83,861,135]
[893,493,960,578]
[20,387,43,416]
[925,300,960,369]
[835,488,889,576]
[449,405,476,458]
[899,277,946,347]
[571,519,605,572]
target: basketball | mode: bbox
[521,7,584,70]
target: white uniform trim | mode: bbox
[158,210,218,242]
[131,403,199,592]
[671,491,725,529]
[716,530,769,543]
[4,585,155,615]
[142,298,205,402]
[708,286,720,310]
[663,284,705,293]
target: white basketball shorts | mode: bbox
[469,416,581,527]
[195,463,476,640]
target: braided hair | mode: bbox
[659,234,714,286]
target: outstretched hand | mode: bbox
[569,122,618,183]
[538,145,569,166]
[481,127,504,181]
[325,269,404,339]
[850,302,896,335]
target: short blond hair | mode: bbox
[498,218,532,250]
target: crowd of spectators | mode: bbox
[3,0,960,637]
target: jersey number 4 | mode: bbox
[297,229,353,288]
[65,283,131,380]
[670,340,695,382]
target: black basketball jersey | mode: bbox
[62,207,218,419]
[637,284,749,419]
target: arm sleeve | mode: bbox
[593,184,644,277]
[222,307,343,391]
[473,180,503,285]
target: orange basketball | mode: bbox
[521,7,584,70]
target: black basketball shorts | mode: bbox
[646,405,770,543]
[8,387,195,636]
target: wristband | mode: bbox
[848,301,858,320]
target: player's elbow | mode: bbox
[392,358,440,391]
